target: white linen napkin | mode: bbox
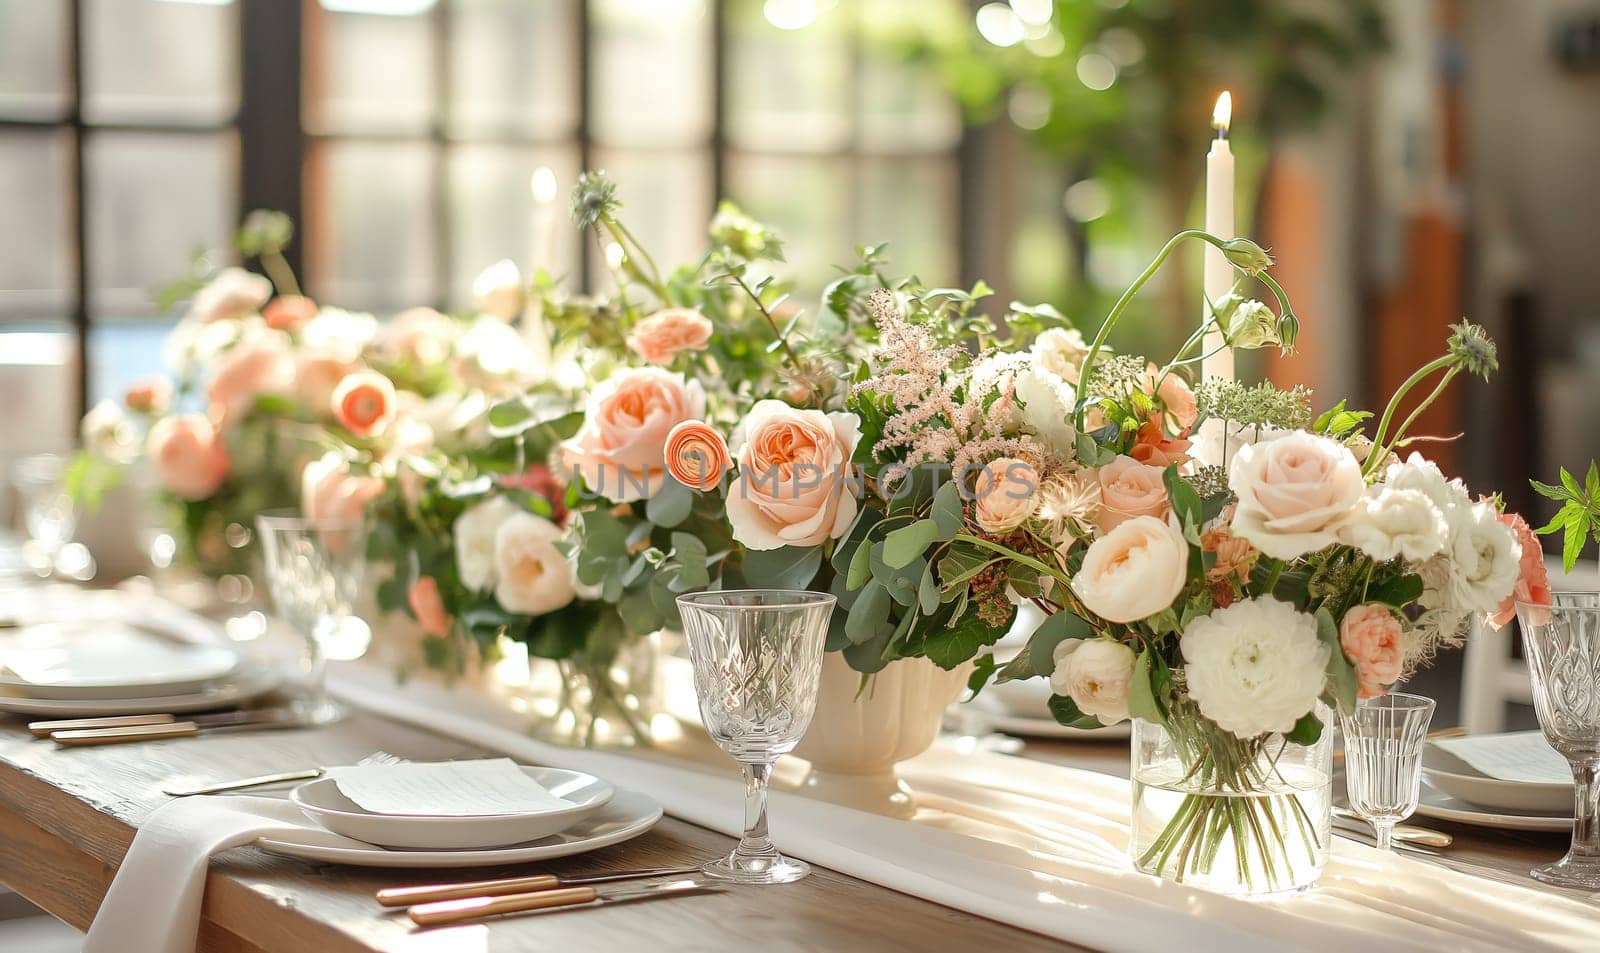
[333,758,571,815]
[1433,731,1572,784]
[83,797,311,953]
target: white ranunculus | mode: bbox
[473,258,525,321]
[1180,597,1330,738]
[187,267,271,324]
[1071,516,1188,624]
[1446,500,1522,614]
[1050,638,1136,724]
[493,511,576,615]
[1340,486,1449,562]
[300,307,378,362]
[453,495,522,591]
[1014,364,1078,455]
[1383,453,1470,516]
[1031,327,1091,383]
[1228,431,1364,559]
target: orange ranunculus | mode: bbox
[331,370,397,438]
[664,420,732,491]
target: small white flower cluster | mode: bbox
[454,495,576,616]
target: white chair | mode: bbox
[1459,555,1598,734]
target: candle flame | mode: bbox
[1212,91,1232,137]
[530,166,558,204]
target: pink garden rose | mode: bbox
[664,420,732,492]
[263,294,317,332]
[294,352,358,418]
[1096,454,1170,532]
[124,376,173,415]
[725,399,861,550]
[301,452,385,524]
[332,370,398,438]
[1228,431,1364,559]
[407,577,452,637]
[206,332,293,424]
[1339,603,1406,698]
[626,308,713,365]
[560,367,706,502]
[147,414,230,500]
[1144,363,1198,430]
[1489,512,1552,630]
[973,457,1038,535]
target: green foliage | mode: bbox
[1047,693,1104,730]
[996,611,1090,683]
[1316,607,1359,714]
[741,545,823,591]
[1532,462,1600,573]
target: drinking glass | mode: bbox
[677,589,834,884]
[1517,592,1600,888]
[256,510,370,725]
[1339,692,1435,852]
[11,453,78,577]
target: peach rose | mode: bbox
[124,376,173,414]
[560,367,705,502]
[147,414,230,500]
[1340,603,1406,698]
[187,267,271,323]
[332,370,398,438]
[664,420,732,491]
[1228,431,1364,559]
[973,457,1038,535]
[301,452,385,524]
[1096,455,1170,532]
[206,332,293,424]
[493,512,577,615]
[725,399,861,550]
[1489,512,1552,630]
[263,294,317,331]
[294,352,357,417]
[1072,516,1189,624]
[627,307,713,366]
[1129,413,1192,468]
[407,576,452,637]
[381,307,455,365]
[1144,363,1198,430]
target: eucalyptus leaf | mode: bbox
[931,480,964,539]
[844,581,892,644]
[882,518,939,569]
[917,564,941,615]
[845,537,873,590]
[645,478,694,527]
[742,545,823,590]
[1126,650,1165,726]
[996,611,1090,682]
[1047,694,1104,730]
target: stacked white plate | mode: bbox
[1416,731,1573,831]
[266,762,663,868]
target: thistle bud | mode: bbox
[1446,320,1498,379]
[1220,238,1274,276]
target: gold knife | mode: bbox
[377,865,701,906]
[409,879,712,926]
[51,709,302,746]
[29,708,287,738]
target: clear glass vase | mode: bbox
[1130,702,1334,897]
[523,633,669,748]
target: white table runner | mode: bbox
[329,662,1600,953]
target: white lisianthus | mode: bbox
[1050,639,1136,724]
[453,495,522,591]
[1014,364,1078,455]
[1031,327,1091,383]
[493,511,576,615]
[1445,500,1522,613]
[1340,486,1449,562]
[301,307,378,363]
[1071,516,1188,623]
[1383,453,1470,516]
[473,258,525,321]
[1180,597,1330,738]
[1228,431,1364,559]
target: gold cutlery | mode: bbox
[51,708,302,746]
[1331,806,1453,847]
[377,865,702,907]
[28,708,285,738]
[408,879,712,926]
[163,750,403,797]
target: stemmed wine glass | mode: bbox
[1517,591,1600,888]
[1338,692,1435,852]
[256,510,370,725]
[677,589,834,884]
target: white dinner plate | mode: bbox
[291,766,615,850]
[1420,738,1572,815]
[1412,782,1571,832]
[0,621,238,699]
[256,788,663,868]
[0,666,280,717]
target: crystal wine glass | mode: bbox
[1517,592,1600,888]
[1338,692,1435,852]
[677,589,834,884]
[256,510,370,725]
[11,453,78,577]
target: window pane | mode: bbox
[305,4,436,135]
[0,325,76,455]
[857,156,957,283]
[0,130,72,321]
[0,0,70,120]
[305,139,437,312]
[725,1,850,153]
[591,0,712,147]
[725,152,850,292]
[587,148,710,290]
[86,131,238,320]
[88,320,174,409]
[449,0,577,140]
[447,144,581,307]
[82,0,239,125]
[856,0,960,153]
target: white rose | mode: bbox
[473,258,525,321]
[1191,421,1285,469]
[187,267,271,323]
[1383,453,1470,516]
[1339,486,1448,562]
[456,315,539,388]
[1031,327,1091,383]
[1180,597,1329,738]
[300,307,378,363]
[1071,516,1188,624]
[1228,431,1364,559]
[1446,500,1522,614]
[453,495,521,591]
[81,399,136,462]
[1014,364,1078,455]
[493,512,576,615]
[1050,639,1136,724]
